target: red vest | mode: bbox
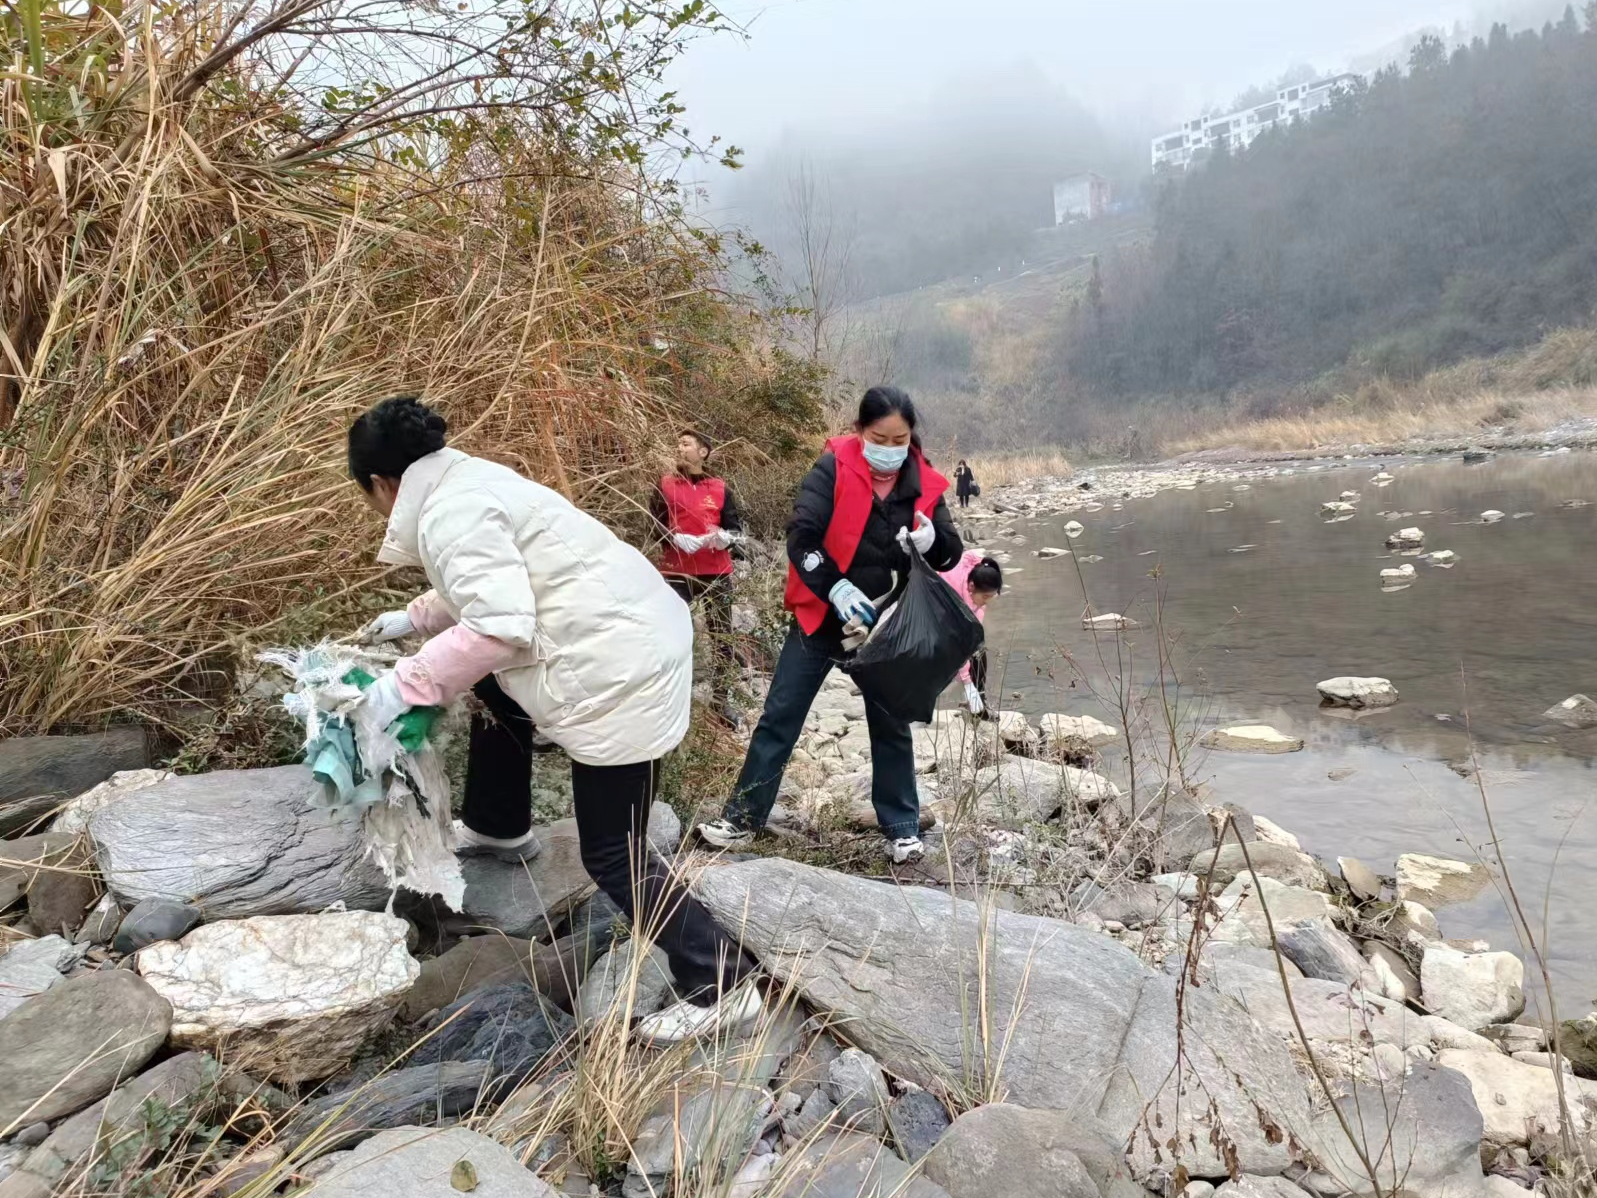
[785,435,949,634]
[658,472,734,577]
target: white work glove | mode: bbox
[704,528,736,550]
[964,681,985,715]
[829,579,877,628]
[898,511,935,555]
[359,671,410,733]
[671,532,708,554]
[359,609,414,644]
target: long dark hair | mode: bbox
[969,556,1003,594]
[348,395,448,491]
[855,385,921,450]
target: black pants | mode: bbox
[725,621,921,840]
[957,489,971,508]
[463,676,754,1002]
[667,573,736,691]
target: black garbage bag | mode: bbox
[842,545,985,724]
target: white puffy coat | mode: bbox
[377,448,693,766]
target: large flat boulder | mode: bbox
[0,970,171,1127]
[89,766,389,918]
[920,1104,1144,1198]
[309,1125,557,1197]
[695,859,1315,1180]
[0,729,149,808]
[137,911,418,1083]
[439,817,595,939]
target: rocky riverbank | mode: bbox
[2,675,1594,1198]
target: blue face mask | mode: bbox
[862,441,909,473]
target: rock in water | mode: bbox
[1200,726,1304,754]
[1385,527,1425,548]
[695,859,1313,1180]
[1316,677,1399,709]
[1394,853,1491,906]
[112,898,202,954]
[1037,714,1119,757]
[0,971,171,1127]
[1420,944,1525,1030]
[136,911,418,1083]
[1379,564,1416,586]
[920,1105,1144,1198]
[309,1125,559,1197]
[1337,857,1383,902]
[90,766,389,918]
[1543,694,1597,730]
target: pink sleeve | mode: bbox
[406,590,458,637]
[394,624,522,706]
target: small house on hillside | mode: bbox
[1053,173,1111,224]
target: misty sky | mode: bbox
[671,0,1535,156]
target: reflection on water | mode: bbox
[980,452,1597,1012]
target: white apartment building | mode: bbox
[1151,73,1362,172]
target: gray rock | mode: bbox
[764,1131,950,1198]
[1205,959,1424,1048]
[0,1053,229,1196]
[111,898,202,954]
[1073,880,1177,927]
[786,1086,838,1140]
[695,859,1313,1180]
[0,936,86,1018]
[1311,1061,1487,1197]
[1338,857,1383,902]
[962,756,1120,827]
[624,1080,771,1198]
[24,838,99,938]
[1363,942,1420,1003]
[647,802,682,854]
[309,1125,558,1197]
[0,970,171,1127]
[442,817,595,940]
[1479,1024,1547,1055]
[560,887,626,965]
[920,1104,1144,1198]
[1421,945,1526,1030]
[72,894,122,946]
[0,729,149,809]
[409,983,571,1098]
[779,1029,843,1101]
[282,1061,492,1157]
[575,940,674,1024]
[1186,841,1327,889]
[887,1089,950,1163]
[825,1048,890,1135]
[1214,1178,1307,1198]
[399,933,589,1020]
[89,766,389,918]
[1543,694,1597,730]
[1115,786,1215,868]
[0,832,80,911]
[1277,918,1370,985]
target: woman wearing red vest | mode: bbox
[698,387,963,863]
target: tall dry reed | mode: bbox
[0,0,824,736]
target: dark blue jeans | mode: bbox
[726,620,921,839]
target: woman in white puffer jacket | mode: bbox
[348,396,757,1043]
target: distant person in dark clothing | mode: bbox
[651,430,742,716]
[696,387,964,864]
[954,459,976,508]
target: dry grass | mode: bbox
[0,0,823,738]
[965,449,1074,488]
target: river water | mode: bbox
[979,452,1597,1016]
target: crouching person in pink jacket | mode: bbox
[346,395,758,1045]
[939,550,1004,716]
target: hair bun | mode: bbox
[387,395,447,450]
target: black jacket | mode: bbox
[787,450,963,630]
[954,464,975,496]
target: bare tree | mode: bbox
[782,159,857,365]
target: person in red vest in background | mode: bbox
[696,387,963,864]
[652,429,743,720]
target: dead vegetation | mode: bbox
[0,0,825,739]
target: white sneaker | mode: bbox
[454,821,542,862]
[696,818,755,849]
[888,836,924,865]
[635,985,763,1046]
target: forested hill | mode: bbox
[1065,9,1597,400]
